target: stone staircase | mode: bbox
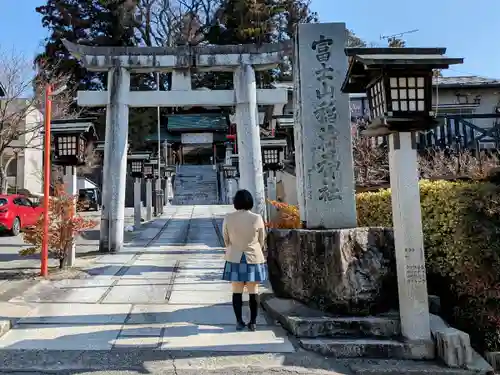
[173,165,219,205]
[262,297,493,374]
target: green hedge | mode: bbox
[357,180,500,352]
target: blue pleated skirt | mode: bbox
[222,253,268,282]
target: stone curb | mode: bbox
[0,319,13,338]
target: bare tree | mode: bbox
[0,47,76,194]
[418,148,500,180]
[352,122,390,186]
[136,0,219,47]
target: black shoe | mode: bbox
[236,321,246,331]
[248,323,257,331]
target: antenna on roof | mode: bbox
[380,29,419,41]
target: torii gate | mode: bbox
[63,40,289,252]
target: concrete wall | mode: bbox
[432,87,500,129]
[77,178,98,190]
[276,170,298,205]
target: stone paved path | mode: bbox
[0,205,295,353]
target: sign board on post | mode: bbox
[293,22,357,229]
[181,133,214,144]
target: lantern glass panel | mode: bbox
[131,161,142,173]
[368,78,386,118]
[263,149,279,164]
[58,135,78,156]
[389,75,427,113]
[144,165,153,175]
[78,137,85,158]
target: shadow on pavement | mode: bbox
[0,302,353,374]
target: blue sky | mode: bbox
[1,0,497,79]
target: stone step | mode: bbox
[347,359,484,375]
[173,201,219,205]
[299,338,434,360]
[173,165,219,206]
[177,184,216,187]
[262,297,401,339]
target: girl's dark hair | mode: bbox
[233,189,254,210]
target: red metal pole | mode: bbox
[41,84,52,277]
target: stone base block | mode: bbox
[267,227,397,315]
[300,337,434,360]
[262,296,400,339]
[430,313,493,373]
[435,328,472,368]
[485,351,500,372]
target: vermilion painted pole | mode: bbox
[41,84,52,277]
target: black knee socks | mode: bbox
[232,293,243,324]
[233,293,259,325]
[249,293,259,324]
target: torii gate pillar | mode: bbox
[64,40,290,251]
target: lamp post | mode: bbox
[150,157,164,216]
[224,141,233,165]
[143,162,154,221]
[155,73,163,215]
[163,141,171,204]
[41,84,67,277]
[341,47,463,342]
[261,140,285,222]
[127,152,150,229]
[48,118,97,269]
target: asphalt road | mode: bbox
[3,370,346,375]
[0,208,137,270]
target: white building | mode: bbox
[273,76,500,205]
[1,99,43,194]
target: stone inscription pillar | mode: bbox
[107,65,130,252]
[225,144,232,165]
[389,132,431,341]
[293,23,357,229]
[266,175,278,222]
[234,64,266,221]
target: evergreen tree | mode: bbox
[387,36,406,47]
[195,0,318,89]
[36,0,136,92]
[35,0,142,142]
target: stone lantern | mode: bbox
[163,165,175,205]
[341,47,463,343]
[128,152,150,179]
[261,138,286,175]
[51,118,97,167]
[143,163,154,179]
[146,158,165,216]
[50,118,98,268]
[127,152,150,229]
[221,165,238,204]
[341,48,463,136]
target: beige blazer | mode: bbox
[222,210,266,264]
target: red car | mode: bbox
[0,194,43,236]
